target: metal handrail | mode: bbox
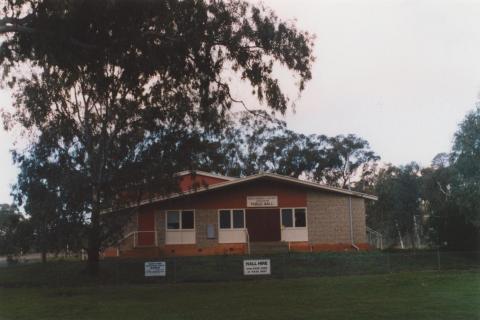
[118,231,157,249]
[366,226,383,250]
[366,226,382,236]
[245,229,250,256]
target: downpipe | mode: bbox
[349,195,360,251]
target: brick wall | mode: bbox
[154,209,218,247]
[195,209,218,247]
[307,191,367,244]
[155,209,165,245]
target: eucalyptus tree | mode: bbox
[367,163,422,248]
[309,134,380,188]
[0,0,314,272]
[0,204,33,261]
[450,105,480,228]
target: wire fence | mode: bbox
[0,250,479,287]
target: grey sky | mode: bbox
[1,0,480,204]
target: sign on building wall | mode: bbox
[145,261,166,277]
[246,196,278,207]
[243,259,271,275]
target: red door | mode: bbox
[246,209,281,242]
[137,209,155,246]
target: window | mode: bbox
[295,208,306,227]
[219,209,245,229]
[281,209,293,228]
[167,210,195,230]
[281,208,307,228]
[219,210,231,229]
[167,211,180,229]
[232,210,245,228]
[182,210,194,229]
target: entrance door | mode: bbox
[137,210,155,246]
[246,209,281,242]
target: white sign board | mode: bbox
[247,196,278,207]
[243,259,271,275]
[144,261,166,277]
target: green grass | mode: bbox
[1,251,478,287]
[0,270,479,320]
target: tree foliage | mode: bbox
[194,111,379,188]
[366,105,480,250]
[366,163,421,248]
[0,204,33,260]
[450,105,480,227]
[420,159,478,250]
[0,0,315,271]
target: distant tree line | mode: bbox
[192,110,379,188]
[2,105,477,262]
[365,106,480,250]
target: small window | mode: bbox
[295,208,306,227]
[167,211,180,229]
[282,208,307,228]
[232,210,245,228]
[219,209,245,229]
[182,210,194,229]
[281,209,293,228]
[219,210,231,229]
[167,210,195,230]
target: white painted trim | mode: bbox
[280,207,308,242]
[218,208,247,244]
[165,209,196,231]
[217,208,246,230]
[106,172,377,213]
[280,207,308,229]
[165,209,196,245]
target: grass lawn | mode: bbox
[0,270,478,320]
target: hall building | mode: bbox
[105,170,377,257]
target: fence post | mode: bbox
[173,256,177,283]
[436,247,441,271]
[386,251,391,273]
[115,261,119,285]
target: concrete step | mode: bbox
[250,241,289,255]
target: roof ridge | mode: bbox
[174,170,237,181]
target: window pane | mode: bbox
[232,210,244,228]
[167,211,180,229]
[182,210,194,229]
[295,209,306,227]
[219,210,231,229]
[281,209,293,228]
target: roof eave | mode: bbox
[111,173,377,212]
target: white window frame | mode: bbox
[165,209,196,231]
[280,207,307,229]
[218,209,246,230]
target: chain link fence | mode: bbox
[1,250,478,287]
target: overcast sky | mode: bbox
[1,0,480,204]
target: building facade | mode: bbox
[106,171,377,258]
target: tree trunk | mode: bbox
[86,205,101,275]
[40,228,47,263]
